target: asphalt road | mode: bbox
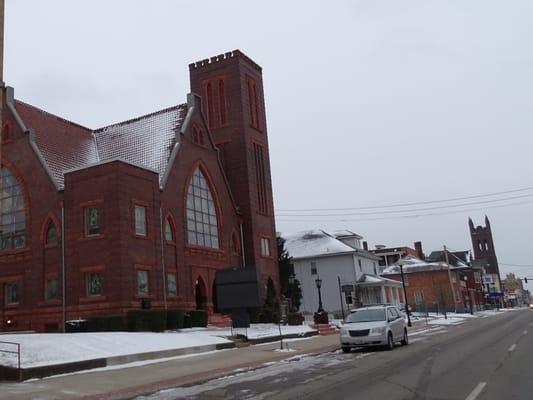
[142,309,533,400]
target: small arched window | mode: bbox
[186,168,219,248]
[45,221,58,245]
[164,217,174,242]
[230,232,239,254]
[0,166,26,250]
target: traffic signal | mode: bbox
[525,278,528,284]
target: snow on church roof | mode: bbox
[94,105,187,185]
[14,100,187,188]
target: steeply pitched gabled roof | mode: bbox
[93,105,187,185]
[12,98,188,189]
[14,100,98,188]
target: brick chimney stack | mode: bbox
[414,241,425,260]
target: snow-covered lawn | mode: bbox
[0,331,231,368]
[0,324,315,369]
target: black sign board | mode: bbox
[215,266,261,310]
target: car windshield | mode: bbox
[345,309,386,323]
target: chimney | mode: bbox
[363,241,368,251]
[414,241,425,260]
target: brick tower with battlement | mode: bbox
[469,216,502,283]
[189,50,279,291]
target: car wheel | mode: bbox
[401,329,408,346]
[386,332,394,351]
[341,346,351,353]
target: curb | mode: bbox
[246,330,319,345]
[0,342,235,382]
[80,343,340,400]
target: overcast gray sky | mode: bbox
[5,1,533,286]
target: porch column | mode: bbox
[398,286,404,303]
[381,285,386,305]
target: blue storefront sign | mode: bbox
[489,291,504,297]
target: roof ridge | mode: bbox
[93,104,187,134]
[14,99,93,132]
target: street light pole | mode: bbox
[288,274,295,313]
[337,276,345,320]
[315,276,324,313]
[399,264,412,327]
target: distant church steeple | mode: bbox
[468,215,501,282]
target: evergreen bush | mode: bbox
[189,310,208,327]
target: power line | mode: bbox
[275,199,533,222]
[500,263,533,268]
[275,186,533,212]
[276,194,533,217]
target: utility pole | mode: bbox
[0,0,4,84]
[0,0,5,146]
[399,263,412,327]
[0,0,4,333]
[444,246,457,313]
[337,276,345,320]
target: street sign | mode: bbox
[489,291,504,298]
[341,284,353,293]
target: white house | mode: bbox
[283,230,403,316]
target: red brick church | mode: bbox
[0,50,279,332]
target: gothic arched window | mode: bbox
[0,167,26,250]
[186,168,219,248]
[164,216,174,242]
[45,221,58,245]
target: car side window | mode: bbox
[387,308,396,321]
[390,308,400,319]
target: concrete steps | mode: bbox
[312,324,338,336]
[208,314,232,328]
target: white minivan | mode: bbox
[339,305,408,353]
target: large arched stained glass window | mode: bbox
[186,168,219,248]
[0,167,26,250]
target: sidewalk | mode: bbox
[0,321,432,400]
[0,334,339,400]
